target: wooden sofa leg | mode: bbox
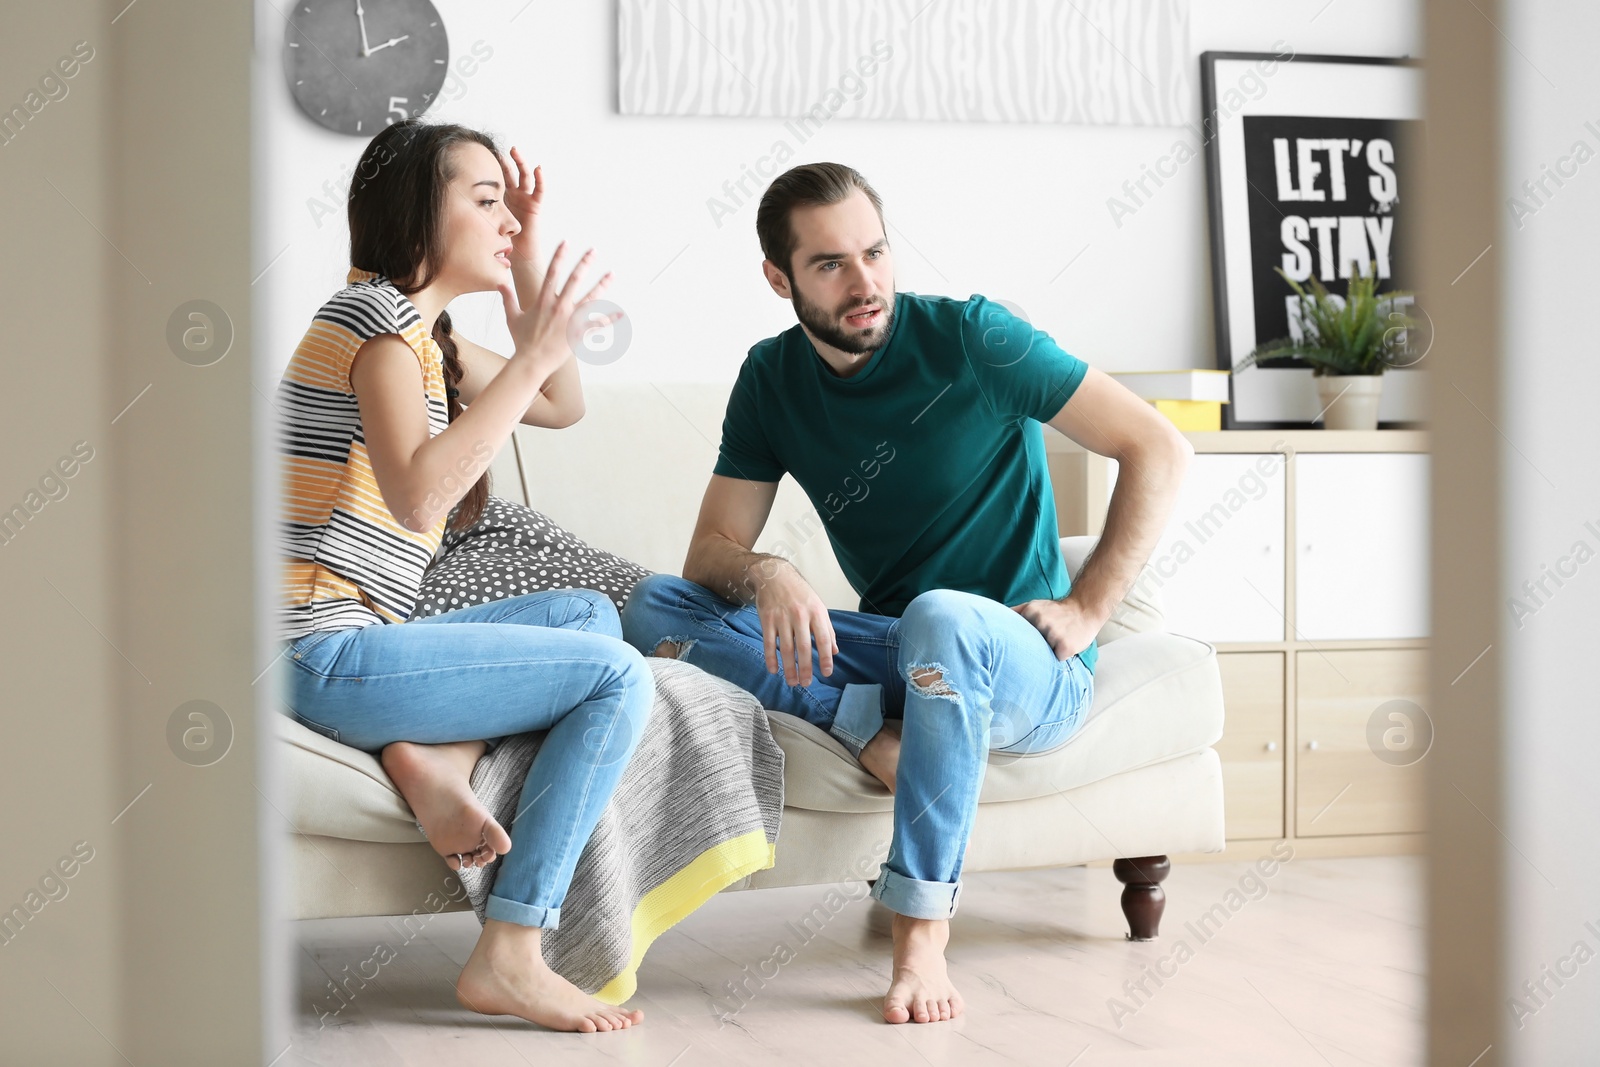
[1112,855,1170,941]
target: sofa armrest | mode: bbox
[1060,535,1165,645]
[273,712,425,844]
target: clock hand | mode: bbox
[354,0,372,57]
[365,33,410,55]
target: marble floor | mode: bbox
[286,853,1424,1066]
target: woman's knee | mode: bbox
[617,642,654,709]
[492,587,618,635]
[589,640,654,710]
[572,589,622,637]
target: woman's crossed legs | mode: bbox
[285,588,654,1031]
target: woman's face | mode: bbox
[436,141,520,294]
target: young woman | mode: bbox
[279,119,650,1032]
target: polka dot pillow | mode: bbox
[409,497,653,619]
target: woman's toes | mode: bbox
[484,818,513,855]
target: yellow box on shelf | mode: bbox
[1150,399,1222,431]
[1109,369,1231,432]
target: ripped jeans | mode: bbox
[620,575,1094,920]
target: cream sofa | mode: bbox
[278,384,1226,939]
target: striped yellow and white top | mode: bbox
[278,267,450,643]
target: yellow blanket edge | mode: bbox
[592,831,777,1005]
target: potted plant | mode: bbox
[1235,263,1420,430]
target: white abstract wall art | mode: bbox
[617,0,1193,127]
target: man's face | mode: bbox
[772,190,896,355]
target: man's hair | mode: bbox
[755,162,884,279]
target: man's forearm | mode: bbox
[685,534,791,606]
[1065,437,1192,622]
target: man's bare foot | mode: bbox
[381,740,511,871]
[858,722,901,794]
[456,920,644,1032]
[883,914,964,1024]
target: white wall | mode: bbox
[1499,0,1600,1058]
[255,1,1422,388]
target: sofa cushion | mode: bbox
[280,523,1201,836]
[280,629,1222,833]
[769,630,1222,814]
[1061,535,1165,644]
[275,712,425,843]
[412,496,652,619]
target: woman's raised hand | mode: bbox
[499,146,543,269]
[497,241,619,376]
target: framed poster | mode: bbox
[1201,51,1426,429]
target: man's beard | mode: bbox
[791,286,895,355]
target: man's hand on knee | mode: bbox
[754,562,837,686]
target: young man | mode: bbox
[620,163,1191,1025]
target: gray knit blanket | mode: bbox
[448,657,784,1002]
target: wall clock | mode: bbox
[284,0,449,136]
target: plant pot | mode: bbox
[1314,374,1384,430]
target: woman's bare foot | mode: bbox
[859,722,901,794]
[883,914,964,1024]
[456,920,644,1032]
[381,740,511,870]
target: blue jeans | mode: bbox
[620,575,1093,920]
[283,590,654,930]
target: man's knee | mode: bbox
[620,573,697,652]
[898,590,1012,706]
[650,636,695,659]
[900,588,993,634]
[906,664,959,700]
[623,572,676,612]
[898,590,994,671]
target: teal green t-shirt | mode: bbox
[713,291,1098,673]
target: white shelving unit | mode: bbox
[1048,429,1431,859]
